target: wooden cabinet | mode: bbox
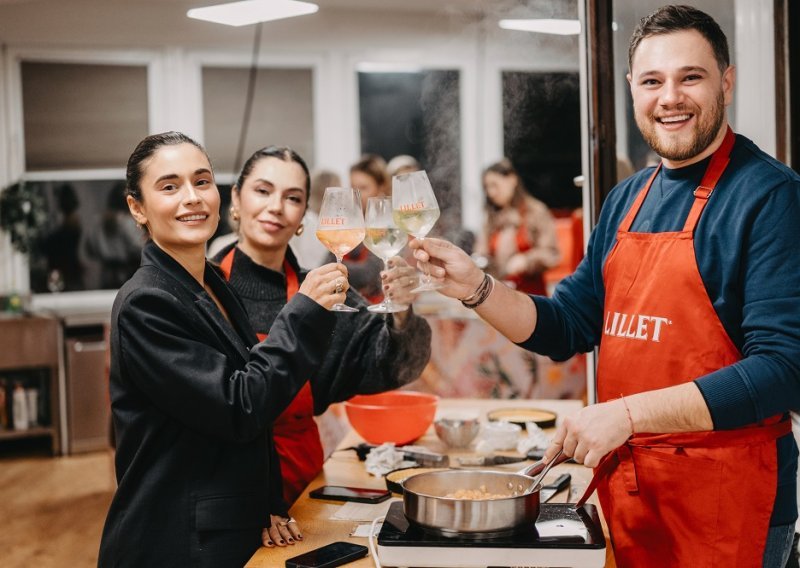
[0,315,61,454]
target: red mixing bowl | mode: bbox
[343,391,439,445]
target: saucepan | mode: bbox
[401,451,569,538]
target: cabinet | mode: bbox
[0,315,61,454]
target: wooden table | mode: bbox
[246,398,616,568]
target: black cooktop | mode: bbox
[377,502,606,550]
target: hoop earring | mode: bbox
[295,224,304,236]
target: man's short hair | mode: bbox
[628,5,730,73]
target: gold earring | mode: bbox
[231,209,240,221]
[295,224,304,236]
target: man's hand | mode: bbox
[544,399,633,468]
[409,237,484,300]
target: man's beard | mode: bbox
[637,90,726,162]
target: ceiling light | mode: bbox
[187,0,318,27]
[499,18,581,36]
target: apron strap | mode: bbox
[682,126,736,232]
[618,165,661,233]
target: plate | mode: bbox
[486,407,557,429]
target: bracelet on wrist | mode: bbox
[459,272,486,303]
[619,393,635,436]
[461,273,494,309]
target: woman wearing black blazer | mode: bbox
[98,132,350,567]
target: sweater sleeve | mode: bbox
[694,179,800,428]
[309,291,432,414]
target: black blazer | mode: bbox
[98,241,335,568]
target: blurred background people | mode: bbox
[42,183,84,291]
[475,158,560,296]
[84,182,142,289]
[387,154,422,178]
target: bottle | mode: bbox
[12,382,29,431]
[26,388,38,427]
[0,379,7,430]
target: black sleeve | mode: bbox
[118,288,335,443]
[310,291,432,413]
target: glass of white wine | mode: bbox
[391,170,443,292]
[363,196,409,313]
[315,187,365,312]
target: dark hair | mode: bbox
[350,154,388,188]
[233,146,310,197]
[482,158,526,212]
[628,5,730,73]
[125,131,211,202]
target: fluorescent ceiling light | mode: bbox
[187,0,318,27]
[499,18,581,35]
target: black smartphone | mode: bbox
[285,541,368,568]
[308,485,391,504]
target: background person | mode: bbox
[211,146,431,523]
[99,132,350,567]
[474,158,561,295]
[410,6,799,567]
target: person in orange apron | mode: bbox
[476,158,561,296]
[212,145,432,549]
[408,6,799,567]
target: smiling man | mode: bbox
[409,5,800,567]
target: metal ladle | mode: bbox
[518,448,567,495]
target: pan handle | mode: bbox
[517,450,571,478]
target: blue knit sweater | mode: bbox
[521,133,800,525]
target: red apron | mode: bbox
[579,127,790,567]
[488,206,546,296]
[220,248,324,505]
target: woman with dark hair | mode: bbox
[476,158,560,296]
[211,146,431,531]
[99,132,349,567]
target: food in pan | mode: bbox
[445,485,511,500]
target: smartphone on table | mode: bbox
[308,485,391,504]
[285,541,368,568]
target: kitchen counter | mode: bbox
[246,398,616,568]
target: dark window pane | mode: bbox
[502,71,582,210]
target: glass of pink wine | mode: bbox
[391,170,443,292]
[363,196,409,313]
[316,186,365,312]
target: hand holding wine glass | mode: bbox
[363,196,409,313]
[391,170,443,292]
[315,187,365,312]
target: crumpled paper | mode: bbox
[516,421,552,455]
[364,443,415,476]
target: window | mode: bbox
[21,62,148,171]
[357,69,462,242]
[201,66,314,174]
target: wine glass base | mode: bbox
[411,282,444,293]
[367,302,409,313]
[331,303,359,312]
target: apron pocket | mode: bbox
[611,446,723,568]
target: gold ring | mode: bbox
[335,280,344,294]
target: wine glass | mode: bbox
[363,197,409,313]
[316,187,365,312]
[391,170,442,292]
